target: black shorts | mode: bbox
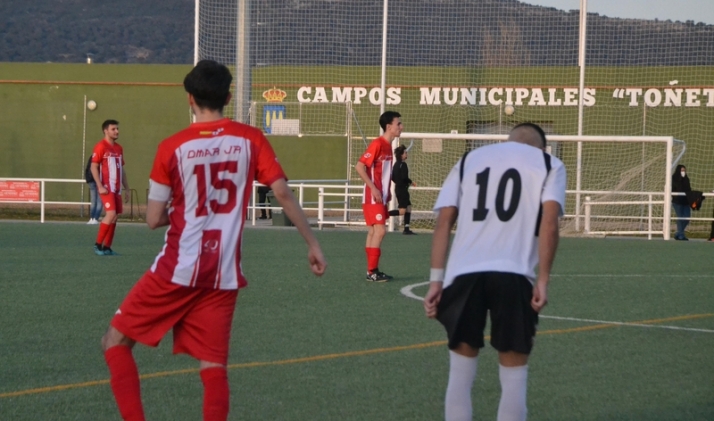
[395,188,411,208]
[436,272,538,354]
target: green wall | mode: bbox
[2,62,713,203]
[0,63,348,203]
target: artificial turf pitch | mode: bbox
[1,221,713,420]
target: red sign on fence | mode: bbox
[0,181,40,202]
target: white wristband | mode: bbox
[430,268,445,282]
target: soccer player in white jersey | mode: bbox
[424,123,566,421]
[100,60,327,421]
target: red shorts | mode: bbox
[100,191,123,214]
[362,203,389,226]
[111,271,238,365]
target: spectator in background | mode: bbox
[85,157,103,224]
[672,164,691,241]
[257,185,272,219]
[389,144,417,235]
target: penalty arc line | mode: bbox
[400,281,714,334]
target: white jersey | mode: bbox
[433,141,566,287]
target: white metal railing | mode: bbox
[582,194,663,240]
[0,178,89,223]
[315,185,439,230]
[3,178,712,240]
[247,179,351,225]
[575,191,714,240]
[249,181,438,229]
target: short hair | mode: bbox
[512,122,547,148]
[102,119,119,131]
[183,60,233,111]
[394,144,407,161]
[379,111,401,132]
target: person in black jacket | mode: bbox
[85,157,103,224]
[257,185,272,219]
[672,164,691,240]
[389,144,416,235]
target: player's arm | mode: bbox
[270,178,327,276]
[90,163,107,194]
[424,206,458,319]
[355,161,382,204]
[532,200,560,312]
[146,180,171,229]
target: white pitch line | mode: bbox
[400,282,714,334]
[539,315,714,333]
[400,282,429,301]
[551,274,714,278]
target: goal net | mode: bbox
[362,132,685,238]
[196,0,714,235]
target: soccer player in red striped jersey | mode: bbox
[101,60,327,421]
[90,119,129,256]
[354,111,403,282]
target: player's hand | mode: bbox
[424,281,443,319]
[307,246,327,276]
[531,280,548,312]
[370,186,383,204]
[98,186,109,195]
[412,182,417,187]
[123,190,130,203]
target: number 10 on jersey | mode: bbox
[472,167,522,222]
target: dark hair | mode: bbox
[394,144,407,161]
[379,111,401,131]
[513,122,547,147]
[102,119,119,131]
[183,60,233,111]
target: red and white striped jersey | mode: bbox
[358,137,393,204]
[91,139,125,193]
[148,118,286,290]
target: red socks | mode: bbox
[365,247,381,272]
[104,345,145,421]
[105,223,117,248]
[201,367,230,421]
[96,222,111,246]
[105,347,229,421]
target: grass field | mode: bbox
[1,221,713,420]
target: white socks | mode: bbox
[445,351,478,421]
[497,364,529,421]
[444,352,529,421]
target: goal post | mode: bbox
[377,132,684,239]
[194,0,250,122]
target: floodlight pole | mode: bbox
[381,0,398,232]
[194,0,199,64]
[380,0,388,117]
[575,0,588,231]
[81,95,87,217]
[235,0,251,123]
